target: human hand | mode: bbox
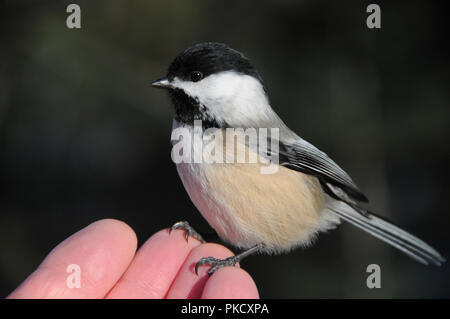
[7,219,259,299]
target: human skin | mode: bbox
[7,219,259,299]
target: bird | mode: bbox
[151,42,445,275]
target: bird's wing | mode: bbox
[278,138,369,203]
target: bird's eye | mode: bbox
[190,71,203,82]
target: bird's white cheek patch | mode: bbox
[171,71,273,129]
[173,73,240,103]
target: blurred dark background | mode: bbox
[0,0,449,298]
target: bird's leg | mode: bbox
[169,221,206,243]
[195,243,265,276]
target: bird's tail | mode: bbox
[328,200,446,266]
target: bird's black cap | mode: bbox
[167,42,261,82]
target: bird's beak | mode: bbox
[151,77,171,89]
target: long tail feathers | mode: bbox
[328,201,446,266]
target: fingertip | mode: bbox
[42,218,138,268]
[201,267,259,299]
[90,219,138,249]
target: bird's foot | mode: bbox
[169,221,206,243]
[195,244,265,276]
[195,255,240,276]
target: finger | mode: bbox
[106,228,202,299]
[201,267,259,299]
[165,243,235,299]
[7,219,137,299]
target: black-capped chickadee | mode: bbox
[152,42,445,275]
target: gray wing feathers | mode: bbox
[288,139,356,187]
[280,138,368,202]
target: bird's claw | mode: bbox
[194,255,239,276]
[169,221,205,243]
